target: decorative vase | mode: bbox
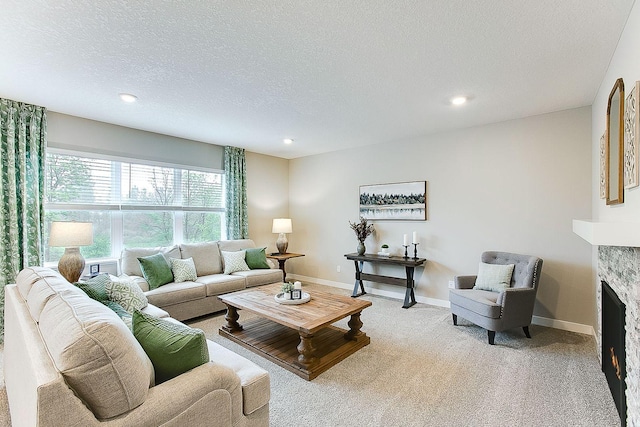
[284,292,291,300]
[357,242,366,255]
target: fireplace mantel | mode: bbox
[572,220,640,247]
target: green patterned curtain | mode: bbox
[224,146,248,239]
[0,99,46,339]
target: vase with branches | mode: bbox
[349,217,374,255]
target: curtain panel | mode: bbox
[0,99,46,340]
[224,146,248,240]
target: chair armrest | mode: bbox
[454,275,476,289]
[118,362,241,426]
[498,288,537,326]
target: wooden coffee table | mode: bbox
[218,283,372,380]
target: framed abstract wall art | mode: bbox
[624,81,639,189]
[359,181,426,221]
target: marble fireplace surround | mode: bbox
[573,220,640,426]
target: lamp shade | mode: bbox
[272,218,292,234]
[49,221,94,247]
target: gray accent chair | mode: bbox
[449,251,543,345]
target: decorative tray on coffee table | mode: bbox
[274,292,311,305]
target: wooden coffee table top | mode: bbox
[218,283,372,335]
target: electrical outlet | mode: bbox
[448,280,454,289]
[337,265,341,273]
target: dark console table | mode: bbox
[344,253,426,309]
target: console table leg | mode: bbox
[351,260,367,297]
[297,332,318,368]
[345,312,364,341]
[402,267,417,309]
[222,305,243,332]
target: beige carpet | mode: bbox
[0,284,620,426]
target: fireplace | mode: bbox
[602,280,627,426]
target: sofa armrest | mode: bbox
[454,275,476,289]
[117,362,242,426]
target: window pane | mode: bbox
[44,211,112,262]
[123,211,174,248]
[182,170,223,208]
[122,163,177,206]
[183,212,224,243]
[46,154,113,204]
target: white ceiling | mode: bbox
[0,1,635,159]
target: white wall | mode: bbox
[592,1,640,222]
[289,107,594,327]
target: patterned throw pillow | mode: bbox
[132,310,209,383]
[170,257,198,283]
[106,275,148,314]
[221,250,249,275]
[75,274,111,302]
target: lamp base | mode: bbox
[58,247,85,283]
[276,233,289,254]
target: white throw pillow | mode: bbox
[107,275,148,313]
[473,263,515,292]
[221,250,249,274]
[170,257,198,283]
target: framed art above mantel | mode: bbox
[359,181,426,221]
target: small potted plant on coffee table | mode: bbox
[281,282,295,299]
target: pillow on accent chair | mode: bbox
[106,275,148,314]
[170,257,198,283]
[74,274,111,302]
[245,247,270,269]
[221,250,249,274]
[132,310,209,383]
[473,262,515,292]
[137,253,174,289]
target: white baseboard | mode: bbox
[289,274,595,336]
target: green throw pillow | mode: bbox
[245,247,270,269]
[473,262,515,292]
[75,274,111,302]
[132,310,209,383]
[103,300,133,329]
[137,253,174,290]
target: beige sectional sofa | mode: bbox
[120,239,284,320]
[5,266,270,427]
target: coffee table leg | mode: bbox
[345,312,364,341]
[221,305,243,333]
[297,332,318,367]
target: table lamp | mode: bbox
[49,221,94,283]
[272,218,292,254]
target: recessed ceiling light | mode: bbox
[119,93,138,103]
[283,138,294,144]
[451,96,467,106]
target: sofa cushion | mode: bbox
[145,281,207,307]
[207,341,270,415]
[121,245,180,277]
[22,270,86,322]
[180,241,223,275]
[449,289,502,319]
[106,275,148,313]
[38,288,154,419]
[133,310,209,384]
[171,257,198,283]
[245,247,270,269]
[222,250,250,274]
[232,269,284,288]
[196,274,246,297]
[138,253,174,289]
[218,239,256,252]
[473,262,514,292]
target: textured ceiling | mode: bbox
[0,1,635,159]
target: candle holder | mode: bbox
[403,245,409,259]
[412,243,419,259]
